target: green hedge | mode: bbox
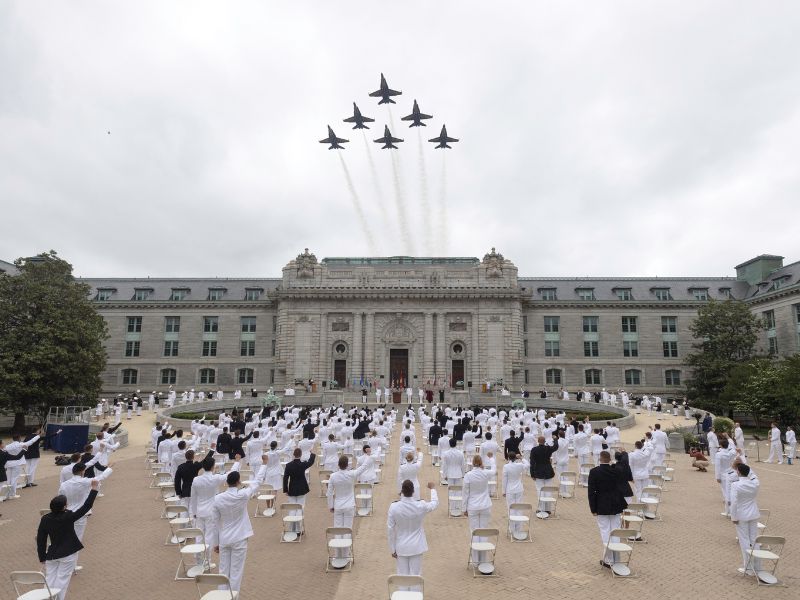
[713,416,735,434]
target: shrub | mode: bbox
[713,416,734,434]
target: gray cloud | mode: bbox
[1,1,799,278]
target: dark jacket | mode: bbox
[174,450,215,498]
[228,432,253,460]
[614,455,634,498]
[37,490,98,562]
[588,463,628,515]
[504,435,521,459]
[530,440,558,480]
[215,432,232,455]
[283,454,316,496]
[428,424,443,446]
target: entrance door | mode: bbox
[389,349,409,388]
[334,360,347,389]
[451,359,465,389]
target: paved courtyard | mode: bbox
[1,409,797,599]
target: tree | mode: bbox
[685,299,762,412]
[0,252,108,432]
[721,358,781,433]
[773,355,800,428]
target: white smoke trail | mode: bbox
[362,131,391,232]
[339,153,378,254]
[390,150,415,255]
[439,152,448,255]
[417,129,433,255]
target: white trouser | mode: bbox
[708,446,718,462]
[333,507,355,557]
[534,477,553,512]
[127,409,132,419]
[767,441,782,463]
[735,519,761,572]
[596,514,621,564]
[218,538,248,592]
[633,478,648,501]
[652,450,666,468]
[446,477,462,487]
[555,460,568,482]
[287,495,306,531]
[468,508,491,563]
[71,516,88,568]
[505,491,524,533]
[45,553,78,600]
[788,443,797,461]
[6,465,22,497]
[26,458,40,484]
[396,553,423,589]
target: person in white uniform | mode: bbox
[502,451,528,535]
[3,431,40,499]
[765,422,783,464]
[733,423,746,457]
[785,426,796,465]
[463,454,495,564]
[729,462,762,574]
[327,454,374,558]
[190,456,238,557]
[210,471,259,593]
[441,438,465,486]
[397,450,423,500]
[387,480,438,587]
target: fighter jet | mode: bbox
[373,125,404,149]
[319,125,349,149]
[401,100,433,127]
[428,124,459,149]
[369,73,402,105]
[343,103,375,129]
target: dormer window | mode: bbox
[133,288,152,301]
[170,288,189,301]
[245,288,263,301]
[691,288,709,301]
[208,288,226,301]
[614,288,632,301]
[539,288,557,301]
[95,288,115,301]
[653,288,672,301]
[576,288,595,301]
[719,287,732,299]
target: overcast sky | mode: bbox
[2,1,799,279]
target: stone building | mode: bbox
[72,249,800,397]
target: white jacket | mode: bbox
[629,447,652,480]
[502,460,528,495]
[387,489,438,556]
[58,468,113,511]
[189,466,239,519]
[327,457,373,510]
[729,472,760,522]
[441,448,464,479]
[210,482,259,546]
[463,466,495,512]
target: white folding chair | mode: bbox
[579,463,593,487]
[280,502,304,542]
[151,470,172,491]
[663,459,676,485]
[319,470,332,497]
[165,505,191,545]
[488,478,498,499]
[756,509,770,535]
[387,574,424,600]
[507,502,533,542]
[622,502,647,542]
[253,484,276,517]
[355,483,374,517]
[10,571,60,599]
[603,528,637,577]
[448,484,464,517]
[325,527,354,572]
[559,471,577,498]
[640,486,662,520]
[194,573,238,599]
[467,528,499,577]
[744,535,785,586]
[175,527,211,581]
[537,485,559,519]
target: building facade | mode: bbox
[77,249,800,397]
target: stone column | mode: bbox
[436,312,447,385]
[319,312,328,382]
[471,311,480,386]
[423,312,434,383]
[352,312,363,387]
[364,312,375,385]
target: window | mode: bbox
[615,288,632,301]
[241,317,257,333]
[449,322,467,332]
[544,316,559,333]
[245,288,262,301]
[164,341,179,357]
[203,316,219,333]
[545,341,560,357]
[661,316,677,333]
[625,369,641,385]
[165,316,180,333]
[665,369,681,386]
[584,341,599,357]
[240,340,255,356]
[199,368,215,384]
[524,369,529,384]
[208,289,225,301]
[621,316,637,333]
[271,339,276,356]
[692,288,709,301]
[161,368,177,385]
[577,288,595,301]
[269,368,275,384]
[522,316,528,333]
[585,368,601,385]
[125,341,140,357]
[663,341,678,357]
[127,316,142,333]
[582,316,598,333]
[332,322,350,332]
[768,337,778,355]
[133,289,151,301]
[545,368,562,385]
[796,305,800,324]
[170,289,188,301]
[623,341,639,357]
[122,368,138,384]
[238,368,254,385]
[202,341,217,357]
[763,310,776,330]
[523,339,528,357]
[540,288,557,301]
[95,289,113,301]
[719,288,732,299]
[653,288,672,301]
[272,316,278,333]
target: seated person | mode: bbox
[689,447,709,471]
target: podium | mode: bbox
[392,391,402,404]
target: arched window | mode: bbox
[585,368,601,385]
[199,368,216,385]
[625,369,641,386]
[238,368,254,385]
[545,368,562,385]
[122,368,138,385]
[161,368,177,385]
[665,369,681,386]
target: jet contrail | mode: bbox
[362,131,391,232]
[417,129,433,255]
[339,153,378,254]
[390,150,415,255]
[439,152,448,255]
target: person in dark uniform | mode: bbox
[588,450,628,567]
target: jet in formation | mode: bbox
[319,125,349,149]
[343,103,374,129]
[401,100,433,127]
[369,73,402,104]
[373,125,404,149]
[428,125,459,149]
